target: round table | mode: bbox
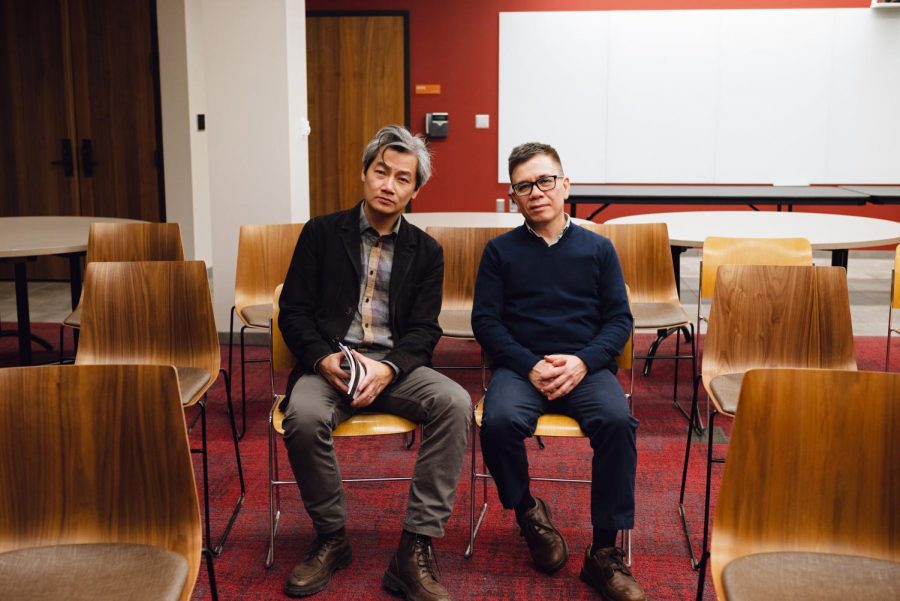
[0,216,141,365]
[404,211,589,229]
[605,210,900,281]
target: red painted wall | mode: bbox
[305,0,898,224]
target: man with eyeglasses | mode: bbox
[472,142,644,601]
[278,125,470,601]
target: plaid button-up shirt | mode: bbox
[342,208,400,360]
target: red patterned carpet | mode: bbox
[0,324,890,600]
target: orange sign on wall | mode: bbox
[415,84,441,95]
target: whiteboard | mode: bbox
[498,9,900,184]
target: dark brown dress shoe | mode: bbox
[580,545,646,601]
[383,530,452,601]
[516,497,568,574]
[284,531,352,597]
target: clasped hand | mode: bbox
[317,350,394,408]
[528,354,587,401]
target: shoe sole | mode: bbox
[382,569,410,598]
[537,540,569,574]
[579,567,614,601]
[284,548,352,598]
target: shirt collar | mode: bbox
[359,203,402,237]
[525,213,571,246]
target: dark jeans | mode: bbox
[480,367,638,531]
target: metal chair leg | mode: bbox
[678,375,703,569]
[213,368,246,556]
[202,546,219,601]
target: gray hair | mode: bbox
[508,142,564,179]
[362,125,432,189]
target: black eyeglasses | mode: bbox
[510,175,564,197]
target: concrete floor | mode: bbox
[0,250,895,337]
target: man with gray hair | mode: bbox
[278,124,470,601]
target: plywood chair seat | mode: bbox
[632,301,691,330]
[438,308,474,338]
[176,367,212,406]
[0,543,188,601]
[707,373,744,415]
[474,400,585,437]
[271,397,416,438]
[720,552,900,601]
[62,305,81,328]
[239,303,273,328]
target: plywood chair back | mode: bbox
[703,264,856,415]
[76,261,220,407]
[888,245,900,370]
[893,244,900,310]
[586,222,679,306]
[425,226,511,341]
[711,368,900,600]
[425,227,512,311]
[699,236,812,302]
[62,223,184,332]
[234,224,304,324]
[86,222,185,263]
[0,364,201,601]
[271,284,415,438]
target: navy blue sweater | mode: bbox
[471,224,633,378]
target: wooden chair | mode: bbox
[886,244,900,371]
[425,226,511,371]
[465,289,635,562]
[266,284,417,568]
[704,368,900,601]
[229,223,304,438]
[697,236,813,332]
[586,222,695,423]
[75,261,245,562]
[679,265,856,570]
[0,364,201,601]
[59,222,185,362]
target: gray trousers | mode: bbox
[282,366,471,538]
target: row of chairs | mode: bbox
[49,227,245,601]
[8,224,900,596]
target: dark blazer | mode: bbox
[278,201,445,396]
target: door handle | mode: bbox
[81,139,98,177]
[50,139,74,177]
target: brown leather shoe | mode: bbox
[580,545,646,601]
[382,530,452,601]
[284,530,352,597]
[516,497,568,574]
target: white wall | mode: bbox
[157,0,213,264]
[158,0,309,331]
[499,8,900,185]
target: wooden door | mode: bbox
[0,0,79,279]
[307,14,407,217]
[0,0,162,281]
[68,0,161,220]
